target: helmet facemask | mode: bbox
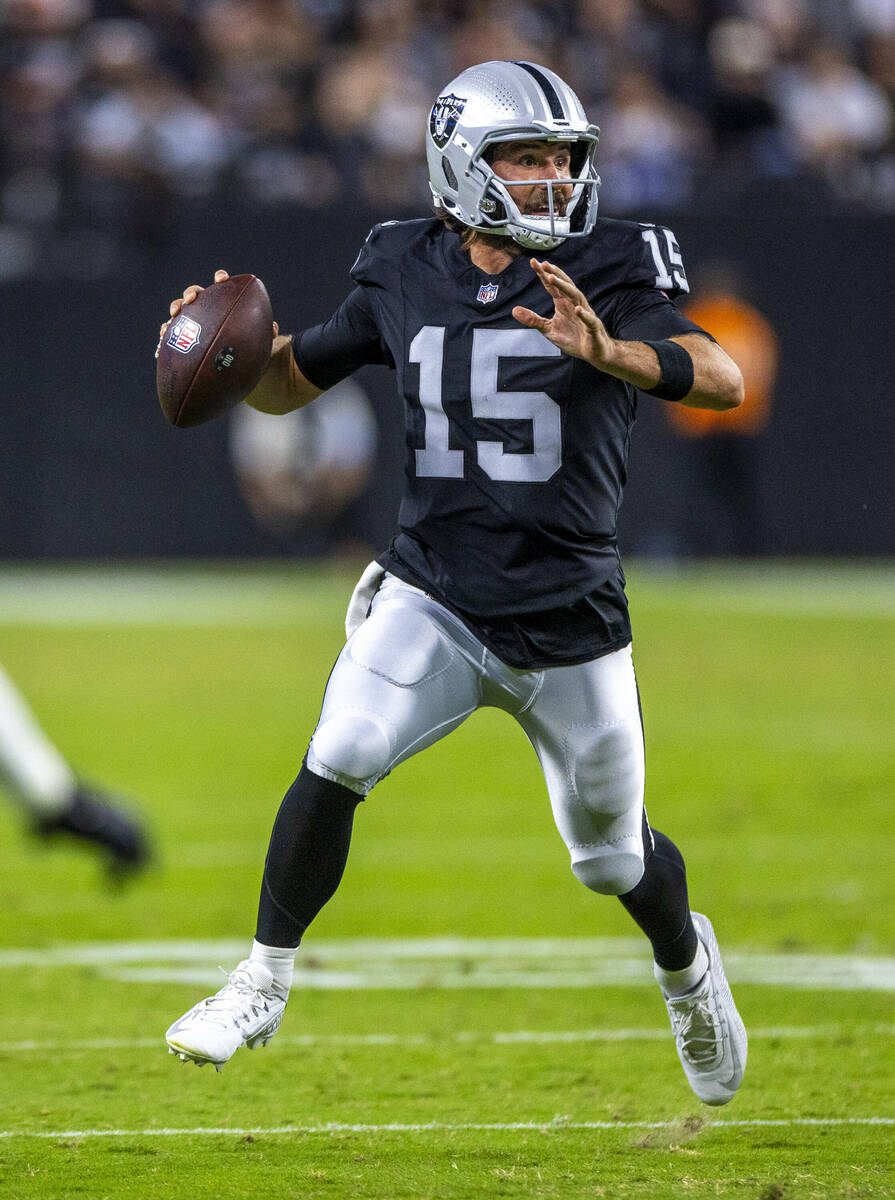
[475,133,601,250]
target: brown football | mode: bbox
[156,274,273,428]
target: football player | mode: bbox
[0,662,148,877]
[164,61,747,1105]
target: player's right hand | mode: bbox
[156,270,279,359]
[157,269,230,348]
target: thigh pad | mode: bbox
[346,602,454,688]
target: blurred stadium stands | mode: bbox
[3,0,894,271]
[1,1,893,558]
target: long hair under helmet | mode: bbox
[426,60,601,251]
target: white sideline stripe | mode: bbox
[3,1023,891,1055]
[0,571,343,627]
[1,1117,894,1139]
[4,937,895,991]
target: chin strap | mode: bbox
[508,227,567,250]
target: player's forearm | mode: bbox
[600,334,744,411]
[245,335,323,414]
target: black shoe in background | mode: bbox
[36,785,150,879]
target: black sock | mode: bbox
[255,763,363,948]
[618,828,698,970]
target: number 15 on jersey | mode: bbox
[409,326,563,484]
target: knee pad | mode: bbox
[571,842,645,896]
[567,720,644,819]
[308,711,392,792]
[552,719,645,894]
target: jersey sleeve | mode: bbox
[610,224,713,343]
[292,285,394,390]
[612,288,714,343]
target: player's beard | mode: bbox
[463,183,573,255]
[522,186,571,217]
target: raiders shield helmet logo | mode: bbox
[429,93,466,150]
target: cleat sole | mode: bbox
[166,1041,225,1070]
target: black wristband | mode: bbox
[640,339,694,402]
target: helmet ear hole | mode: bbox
[441,156,458,190]
[480,194,508,223]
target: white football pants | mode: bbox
[307,574,648,896]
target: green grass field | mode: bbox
[0,562,893,1199]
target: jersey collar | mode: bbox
[439,227,535,285]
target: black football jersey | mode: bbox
[294,217,708,669]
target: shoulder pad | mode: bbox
[349,223,387,285]
[558,218,688,300]
[350,219,439,286]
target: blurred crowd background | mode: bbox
[1,0,892,563]
[2,0,895,281]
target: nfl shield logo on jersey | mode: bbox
[476,282,500,304]
[429,93,466,149]
[167,315,202,354]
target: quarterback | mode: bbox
[164,61,747,1105]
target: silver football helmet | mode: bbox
[427,60,600,250]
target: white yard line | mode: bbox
[1,1117,893,1139]
[1,1024,892,1055]
[3,937,895,991]
[0,937,647,964]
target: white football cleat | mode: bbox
[165,959,287,1070]
[658,912,747,1106]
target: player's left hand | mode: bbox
[513,259,616,370]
